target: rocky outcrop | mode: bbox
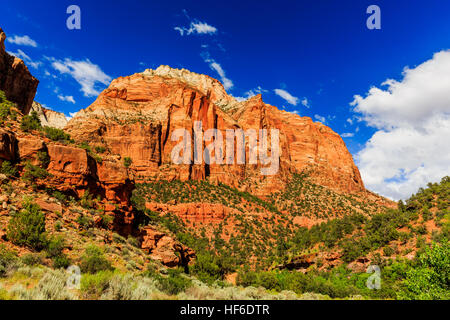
[0,129,17,167]
[30,102,68,129]
[0,28,39,115]
[145,202,231,224]
[140,226,195,267]
[46,144,93,191]
[65,65,364,196]
[17,136,45,165]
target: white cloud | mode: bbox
[301,98,310,108]
[314,114,326,124]
[351,50,450,130]
[175,21,217,36]
[347,118,353,125]
[341,132,354,138]
[202,55,233,90]
[274,89,299,106]
[51,58,112,97]
[352,50,450,200]
[7,35,37,47]
[65,111,78,121]
[245,86,268,98]
[234,86,268,102]
[57,95,76,104]
[7,49,41,69]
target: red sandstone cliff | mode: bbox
[0,28,39,115]
[65,65,364,196]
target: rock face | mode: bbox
[66,65,364,195]
[30,102,68,129]
[141,226,195,267]
[0,129,17,162]
[145,202,231,224]
[0,28,39,115]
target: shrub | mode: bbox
[7,199,48,250]
[0,90,16,124]
[123,157,132,168]
[21,253,45,266]
[383,246,395,256]
[127,236,140,248]
[78,142,92,153]
[80,270,115,299]
[80,245,114,274]
[46,236,65,258]
[80,190,94,209]
[22,162,51,183]
[398,241,450,300]
[95,146,107,154]
[190,253,226,284]
[52,191,68,204]
[0,245,18,277]
[155,269,192,295]
[98,214,114,228]
[42,126,71,143]
[10,269,77,300]
[0,161,18,178]
[52,254,71,269]
[20,111,41,132]
[76,214,93,230]
[37,151,50,167]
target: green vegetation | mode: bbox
[80,245,114,274]
[0,90,17,124]
[269,173,383,219]
[20,111,41,132]
[22,162,51,183]
[78,142,103,164]
[123,157,132,168]
[7,199,48,251]
[0,245,18,277]
[128,175,450,299]
[146,267,193,295]
[0,161,18,178]
[46,236,71,269]
[42,126,72,143]
[37,151,50,168]
[133,179,279,213]
[95,146,107,154]
[399,241,449,300]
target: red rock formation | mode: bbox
[145,202,231,224]
[141,226,195,267]
[46,144,93,192]
[17,136,45,165]
[0,28,39,115]
[65,65,364,196]
[0,129,17,162]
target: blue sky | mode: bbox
[1,0,450,199]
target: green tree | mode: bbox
[20,111,42,132]
[80,245,113,274]
[123,157,132,168]
[398,241,450,300]
[7,200,48,250]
